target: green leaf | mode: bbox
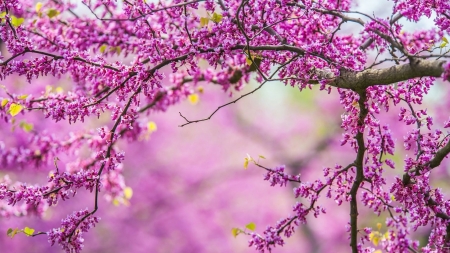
[10,16,24,27]
[246,57,253,66]
[211,12,222,23]
[20,121,34,132]
[200,17,209,27]
[23,227,35,236]
[7,228,19,238]
[443,37,449,44]
[259,155,266,159]
[99,44,107,53]
[9,103,23,117]
[47,9,60,18]
[248,57,262,72]
[231,228,240,238]
[228,69,243,84]
[245,222,256,231]
[114,46,121,55]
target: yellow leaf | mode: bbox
[112,198,120,206]
[372,236,380,246]
[231,228,240,238]
[124,187,133,200]
[246,56,262,72]
[246,57,253,66]
[55,87,63,93]
[20,122,33,132]
[374,250,382,253]
[18,94,28,100]
[197,86,204,93]
[369,231,381,246]
[244,158,249,169]
[23,227,35,236]
[390,194,396,201]
[377,223,382,230]
[443,37,449,44]
[211,12,223,23]
[9,103,23,117]
[47,9,59,18]
[200,17,209,27]
[0,12,6,18]
[1,99,8,107]
[440,42,447,48]
[259,155,266,159]
[99,44,107,53]
[188,94,199,105]
[147,121,157,132]
[10,16,24,27]
[383,231,390,239]
[245,222,256,231]
[115,46,121,55]
[35,2,43,12]
[113,198,120,206]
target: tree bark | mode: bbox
[328,59,447,90]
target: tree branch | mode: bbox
[327,59,447,90]
[349,91,368,253]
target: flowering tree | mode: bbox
[1,0,450,252]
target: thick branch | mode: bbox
[328,59,447,90]
[349,91,368,253]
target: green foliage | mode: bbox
[9,103,23,117]
[23,227,35,236]
[200,17,209,27]
[245,222,256,231]
[47,9,60,18]
[211,12,222,23]
[231,228,241,238]
[10,16,24,27]
[99,44,108,53]
[19,121,34,132]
